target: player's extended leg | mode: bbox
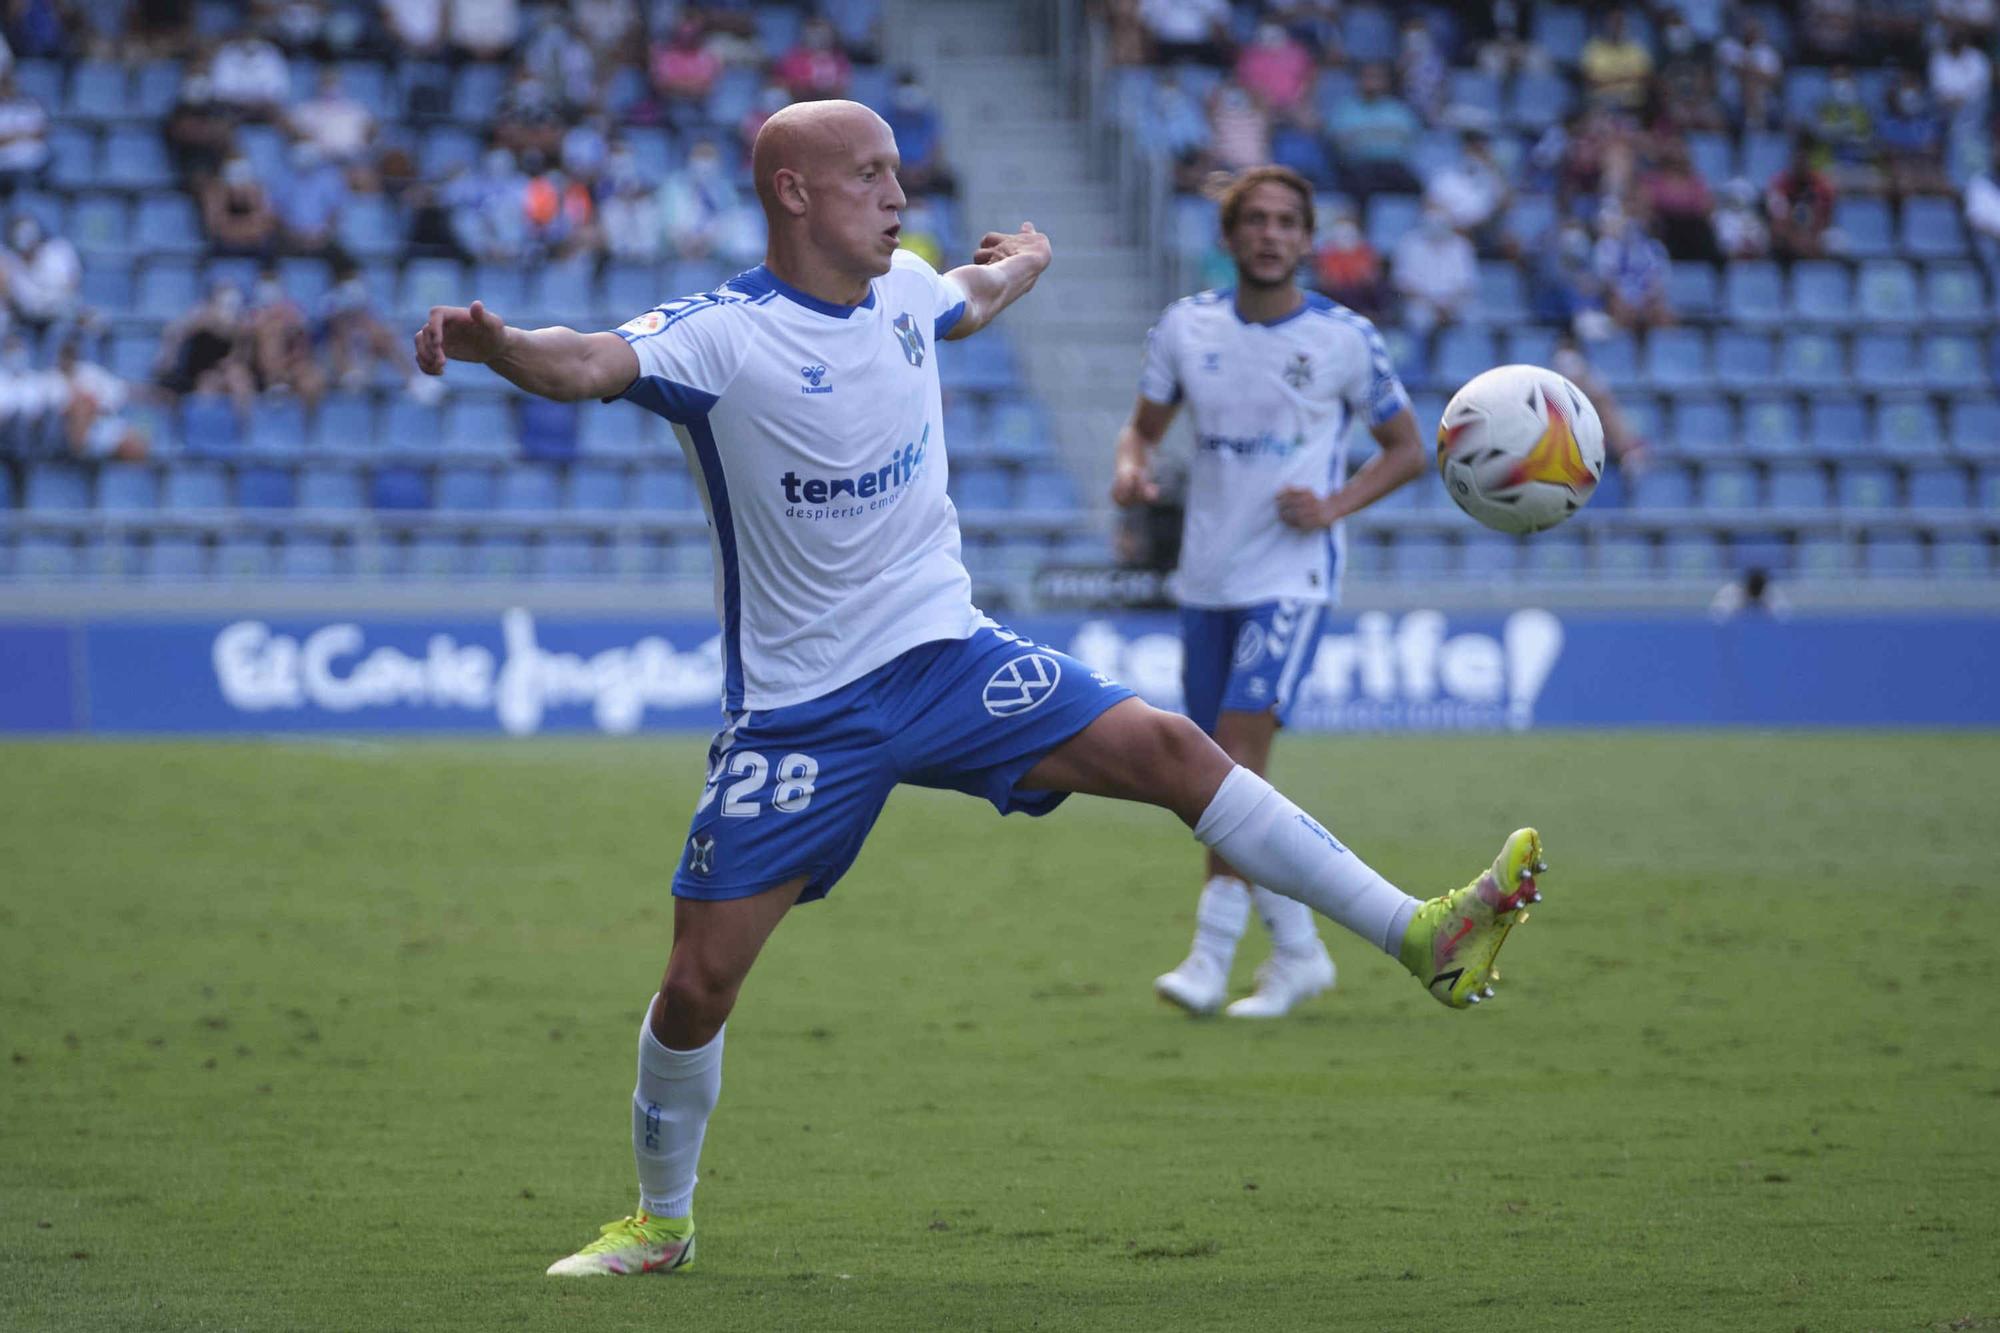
[547,877,806,1276]
[1020,699,1546,1008]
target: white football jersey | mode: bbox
[612,250,979,711]
[1138,289,1410,608]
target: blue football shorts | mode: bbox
[1179,598,1328,735]
[672,622,1136,903]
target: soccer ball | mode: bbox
[1436,364,1606,535]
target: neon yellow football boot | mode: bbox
[1399,829,1546,1009]
[545,1211,696,1276]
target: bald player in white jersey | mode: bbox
[416,104,1549,1278]
[1115,167,1428,1019]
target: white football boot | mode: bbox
[1153,952,1229,1015]
[1224,945,1337,1018]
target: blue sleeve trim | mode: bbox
[617,375,722,424]
[935,299,967,341]
[683,415,744,713]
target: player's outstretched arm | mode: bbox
[1111,396,1177,506]
[1276,405,1426,530]
[940,222,1052,341]
[413,301,640,402]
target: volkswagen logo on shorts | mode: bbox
[983,653,1061,717]
[1233,622,1266,668]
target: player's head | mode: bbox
[752,99,906,284]
[1217,166,1315,293]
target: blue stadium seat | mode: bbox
[96,463,157,512]
[248,397,308,454]
[403,534,463,577]
[1446,69,1503,126]
[12,59,63,106]
[1662,533,1724,578]
[519,398,578,460]
[1522,532,1585,577]
[141,536,207,580]
[1503,327,1559,368]
[1766,462,1829,509]
[497,464,561,511]
[108,331,154,381]
[417,125,480,179]
[1852,333,1917,390]
[707,65,761,126]
[1934,537,1992,578]
[15,536,78,578]
[1474,262,1527,323]
[1501,195,1556,251]
[1856,260,1920,325]
[335,194,402,260]
[398,257,465,321]
[532,536,602,579]
[441,399,514,455]
[1808,397,1868,453]
[1835,461,1896,508]
[1739,131,1788,185]
[1597,535,1653,579]
[565,462,626,510]
[180,394,241,454]
[1722,262,1783,326]
[236,464,296,508]
[1712,330,1775,390]
[370,465,431,509]
[214,534,274,579]
[161,464,228,510]
[101,128,173,188]
[1389,535,1453,579]
[1907,461,1972,507]
[634,464,693,510]
[137,260,200,319]
[1832,197,1893,258]
[1341,5,1397,62]
[1434,327,1497,387]
[1796,535,1849,579]
[67,194,132,257]
[988,401,1051,458]
[1698,461,1758,510]
[1740,396,1802,454]
[134,61,182,116]
[435,466,497,510]
[951,466,1013,512]
[470,534,530,578]
[1364,194,1421,254]
[1778,332,1844,390]
[312,392,375,451]
[1729,533,1793,576]
[523,255,600,324]
[1901,197,1966,259]
[469,263,529,315]
[1620,393,1664,446]
[1781,67,1830,125]
[1923,264,1989,324]
[1980,464,2000,509]
[1948,398,2000,454]
[1872,397,1944,455]
[133,194,203,254]
[45,124,96,189]
[1922,334,1986,392]
[298,466,365,509]
[1787,262,1850,323]
[279,535,342,579]
[1644,328,1710,390]
[1862,536,1927,576]
[1671,396,1734,454]
[82,259,135,311]
[1454,529,1514,575]
[452,62,506,120]
[381,400,443,449]
[1630,463,1693,508]
[1687,132,1732,185]
[1018,467,1076,510]
[1587,333,1638,385]
[1509,70,1573,130]
[1665,263,1717,318]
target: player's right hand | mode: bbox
[413,300,506,376]
[1110,460,1158,507]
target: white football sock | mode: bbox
[1252,884,1324,958]
[1190,875,1251,970]
[633,1000,723,1220]
[1194,767,1419,958]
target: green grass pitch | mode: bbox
[4,733,1998,1332]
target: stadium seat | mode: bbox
[1740,396,1802,454]
[1388,536,1453,579]
[403,534,464,576]
[1833,197,1893,258]
[1901,197,1966,259]
[565,462,626,510]
[398,258,465,321]
[418,125,480,179]
[1670,396,1734,454]
[1521,532,1585,577]
[141,536,207,581]
[279,535,343,579]
[137,260,199,319]
[45,124,96,190]
[1796,535,1849,579]
[1364,194,1421,255]
[1474,262,1527,323]
[1503,327,1559,369]
[469,263,529,315]
[248,397,309,454]
[1872,397,1944,455]
[66,193,134,257]
[82,259,135,311]
[1620,393,1664,447]
[370,465,431,510]
[1661,533,1724,578]
[1924,264,1989,325]
[1501,195,1556,252]
[1686,132,1732,186]
[335,194,402,260]
[441,399,514,455]
[1630,463,1693,508]
[1766,462,1829,510]
[1665,263,1718,319]
[1778,332,1844,390]
[102,128,174,188]
[12,59,62,106]
[1434,327,1497,387]
[1835,461,1897,509]
[470,534,530,578]
[236,464,296,508]
[381,400,444,449]
[1980,464,2000,509]
[532,536,602,579]
[1853,334,1917,390]
[497,464,562,511]
[1458,529,1519,576]
[134,60,183,116]
[1934,537,1992,578]
[1856,261,1920,326]
[1587,332,1639,384]
[1644,328,1710,390]
[1906,461,1972,508]
[1445,69,1503,127]
[435,466,498,510]
[1722,262,1783,326]
[1508,68,1573,129]
[133,194,203,254]
[634,464,693,510]
[312,392,376,451]
[1948,398,2000,455]
[1922,334,1986,392]
[1018,467,1076,511]
[1697,461,1758,510]
[180,394,242,454]
[951,466,1012,512]
[519,398,579,460]
[214,534,274,579]
[108,331,154,381]
[1807,398,1868,454]
[1340,5,1397,62]
[161,464,228,510]
[1712,330,1775,390]
[1862,536,1927,576]
[298,466,365,510]
[95,463,158,512]
[15,536,79,578]
[1596,534,1653,579]
[1739,131,1788,184]
[1787,262,1850,324]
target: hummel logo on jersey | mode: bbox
[1202,351,1222,372]
[983,653,1061,718]
[892,311,926,367]
[1284,353,1313,387]
[780,425,928,508]
[800,364,832,394]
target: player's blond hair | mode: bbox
[1216,166,1316,238]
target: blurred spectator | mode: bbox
[155,281,255,408]
[523,12,596,111]
[1551,331,1649,481]
[1813,67,1879,189]
[451,0,520,60]
[0,212,79,327]
[1553,107,1637,209]
[277,142,348,258]
[1938,0,1999,40]
[1801,0,1861,62]
[380,0,445,54]
[1640,138,1719,262]
[288,69,376,166]
[522,153,596,257]
[0,68,49,186]
[1328,64,1421,198]
[1206,82,1269,173]
[1529,220,1608,334]
[200,154,279,257]
[164,72,234,183]
[659,139,761,265]
[3,0,68,59]
[248,268,325,407]
[601,174,664,262]
[53,340,148,462]
[773,19,852,101]
[886,72,955,197]
[1398,15,1446,125]
[1650,14,1727,134]
[1391,205,1476,336]
[1879,69,1949,197]
[1712,178,1771,259]
[0,332,56,484]
[321,264,404,390]
[1592,207,1672,331]
[1425,131,1509,249]
[1234,21,1313,116]
[494,68,565,160]
[1579,9,1653,113]
[1709,568,1790,621]
[1930,25,1993,183]
[1765,135,1837,260]
[1269,119,1333,189]
[738,80,792,156]
[403,178,463,260]
[895,197,948,271]
[650,16,722,115]
[573,0,637,55]
[1143,68,1210,167]
[1312,210,1387,319]
[210,28,290,115]
[1137,0,1229,66]
[1715,17,1782,129]
[1469,2,1536,81]
[447,146,527,262]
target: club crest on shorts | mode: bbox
[983,653,1061,718]
[1233,622,1266,668]
[892,311,926,367]
[686,833,716,876]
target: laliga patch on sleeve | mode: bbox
[619,309,667,336]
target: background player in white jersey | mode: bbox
[415,102,1547,1278]
[1114,167,1426,1019]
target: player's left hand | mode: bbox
[973,222,1052,276]
[1276,487,1341,531]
